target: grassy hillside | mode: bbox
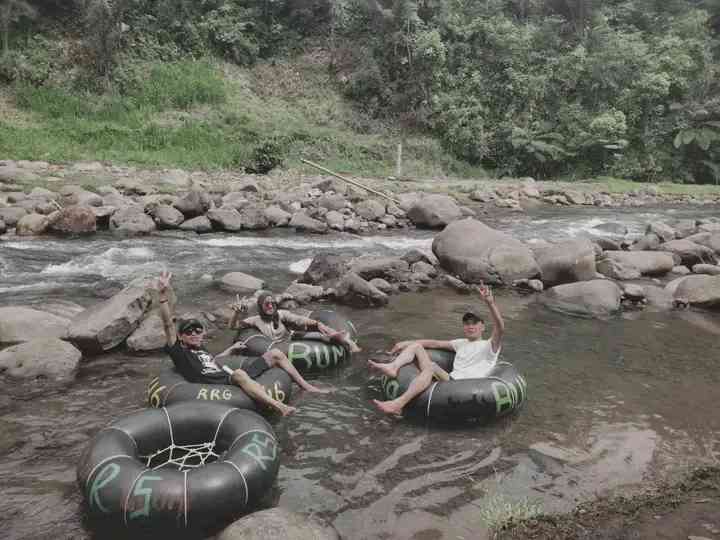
[0,49,485,180]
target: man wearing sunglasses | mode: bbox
[156,271,297,416]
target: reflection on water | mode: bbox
[1,207,720,539]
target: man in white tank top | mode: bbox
[368,283,504,416]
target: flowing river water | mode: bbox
[1,206,719,540]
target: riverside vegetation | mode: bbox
[0,1,719,185]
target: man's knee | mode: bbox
[264,349,287,365]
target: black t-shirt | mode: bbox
[165,341,229,384]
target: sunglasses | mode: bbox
[182,327,204,335]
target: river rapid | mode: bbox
[1,205,719,540]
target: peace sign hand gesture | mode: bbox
[474,282,494,304]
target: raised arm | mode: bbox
[228,294,250,329]
[476,283,504,353]
[157,270,176,347]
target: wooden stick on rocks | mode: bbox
[300,158,400,205]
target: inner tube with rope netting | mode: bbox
[235,309,357,372]
[379,348,527,422]
[77,402,279,534]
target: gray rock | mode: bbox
[222,192,251,211]
[622,284,646,302]
[16,213,49,236]
[264,205,291,227]
[102,192,128,207]
[646,222,676,243]
[602,251,676,276]
[629,233,661,251]
[38,300,86,320]
[698,222,720,233]
[283,283,325,304]
[469,189,495,202]
[207,209,242,231]
[672,219,697,239]
[443,274,471,293]
[48,206,97,235]
[589,236,622,251]
[401,248,439,267]
[673,274,720,308]
[411,261,437,277]
[179,215,212,233]
[126,312,166,352]
[407,194,462,228]
[513,278,544,292]
[0,338,81,382]
[325,210,344,230]
[335,272,389,307]
[540,279,623,318]
[110,207,157,236]
[369,278,393,293]
[597,258,642,280]
[0,206,29,226]
[658,239,717,267]
[534,238,596,287]
[318,194,346,212]
[239,206,270,230]
[0,307,70,344]
[290,212,327,234]
[671,265,691,275]
[350,256,410,281]
[642,285,674,310]
[300,254,350,285]
[219,272,266,294]
[28,187,58,200]
[153,205,185,229]
[355,199,386,221]
[63,189,103,207]
[174,190,211,218]
[216,508,339,540]
[68,278,155,354]
[432,218,540,285]
[115,178,155,196]
[692,264,720,276]
[385,202,406,218]
[7,191,26,203]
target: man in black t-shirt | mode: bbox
[157,271,296,416]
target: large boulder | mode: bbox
[126,312,166,353]
[0,338,81,383]
[62,189,103,207]
[534,238,596,287]
[401,247,439,267]
[221,192,250,211]
[646,222,676,243]
[47,206,97,235]
[0,206,29,226]
[596,257,641,280]
[0,307,70,344]
[16,213,49,235]
[335,272,389,307]
[602,251,676,276]
[239,206,270,230]
[673,275,720,308]
[355,199,386,221]
[179,215,213,233]
[290,212,327,234]
[318,194,346,211]
[657,239,717,267]
[407,194,462,228]
[300,254,351,285]
[282,283,325,304]
[110,206,157,236]
[206,208,242,232]
[349,256,410,282]
[219,272,266,294]
[539,279,623,318]
[152,205,185,229]
[217,508,339,540]
[689,232,720,254]
[67,278,155,354]
[174,189,211,218]
[432,218,540,285]
[264,205,291,227]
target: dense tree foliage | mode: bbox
[1,0,719,182]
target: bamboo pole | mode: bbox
[300,158,400,205]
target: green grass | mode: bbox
[0,56,485,178]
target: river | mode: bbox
[1,205,719,539]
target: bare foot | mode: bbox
[372,399,403,417]
[346,339,362,353]
[279,404,297,416]
[367,359,398,378]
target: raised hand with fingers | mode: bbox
[475,282,494,304]
[231,294,250,313]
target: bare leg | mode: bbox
[328,330,362,353]
[265,349,333,394]
[372,345,437,416]
[368,342,422,378]
[230,369,296,416]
